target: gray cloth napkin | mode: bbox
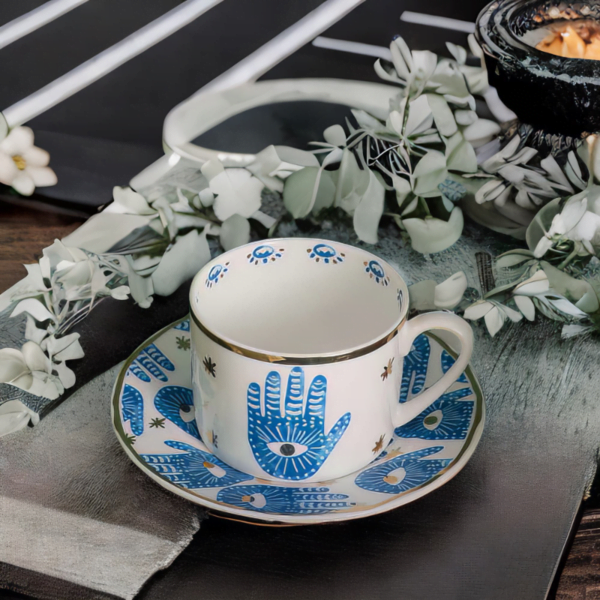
[0,363,203,600]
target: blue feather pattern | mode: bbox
[217,485,355,514]
[128,344,175,382]
[142,441,252,489]
[121,384,144,436]
[355,447,451,494]
[400,334,430,402]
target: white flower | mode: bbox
[201,160,264,221]
[409,271,468,311]
[511,266,596,323]
[0,127,57,196]
[0,400,39,436]
[534,186,600,258]
[0,329,84,400]
[464,300,523,337]
[402,207,464,254]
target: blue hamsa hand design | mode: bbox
[121,384,144,436]
[400,334,430,402]
[247,368,351,481]
[127,343,175,383]
[217,485,355,514]
[396,342,474,440]
[154,386,200,440]
[141,441,253,489]
[355,447,451,494]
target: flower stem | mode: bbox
[558,249,578,270]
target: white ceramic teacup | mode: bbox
[189,238,473,483]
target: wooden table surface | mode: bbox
[1,199,600,600]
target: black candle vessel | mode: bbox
[476,0,600,145]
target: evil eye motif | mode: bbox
[205,263,230,288]
[364,260,390,286]
[307,244,345,264]
[248,245,285,265]
[154,385,201,440]
[266,441,309,457]
[217,485,355,515]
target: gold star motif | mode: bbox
[381,358,394,381]
[176,336,190,350]
[372,434,385,454]
[203,356,216,377]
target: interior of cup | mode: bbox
[191,239,408,356]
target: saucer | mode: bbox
[112,318,484,525]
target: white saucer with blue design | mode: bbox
[111,318,485,525]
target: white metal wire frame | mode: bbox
[0,3,514,137]
[0,0,367,128]
[0,0,90,51]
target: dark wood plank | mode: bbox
[557,509,600,599]
[0,201,84,292]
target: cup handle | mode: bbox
[392,311,474,428]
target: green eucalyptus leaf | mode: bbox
[446,42,467,65]
[0,400,39,436]
[353,170,385,244]
[151,229,211,297]
[62,213,153,255]
[390,36,413,80]
[220,214,251,251]
[445,132,477,174]
[541,261,599,312]
[334,149,369,214]
[463,119,502,149]
[374,59,403,84]
[425,94,457,138]
[312,170,337,214]
[323,125,347,147]
[496,250,535,268]
[525,197,562,253]
[393,174,413,207]
[405,95,434,137]
[247,145,319,192]
[351,109,387,133]
[11,299,55,324]
[413,151,448,197]
[283,167,335,219]
[403,207,464,254]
